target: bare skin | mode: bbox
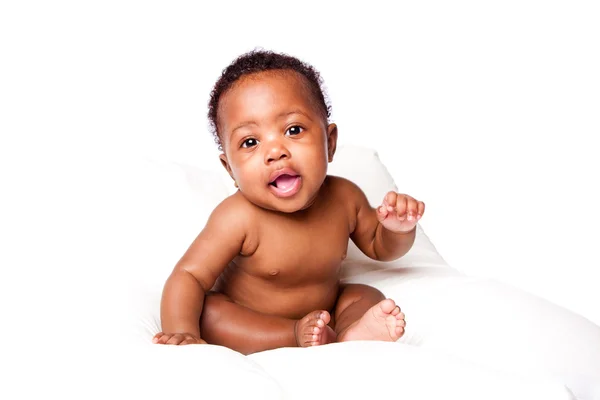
[153,70,424,354]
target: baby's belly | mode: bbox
[216,273,341,319]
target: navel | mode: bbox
[269,269,280,276]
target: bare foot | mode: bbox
[338,299,406,342]
[295,310,337,347]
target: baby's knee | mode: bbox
[341,283,385,303]
[201,292,232,324]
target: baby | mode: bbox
[153,50,425,355]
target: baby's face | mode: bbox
[218,70,337,213]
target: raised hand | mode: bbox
[152,332,207,345]
[376,192,425,233]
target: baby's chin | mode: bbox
[240,191,317,214]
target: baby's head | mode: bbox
[209,50,338,213]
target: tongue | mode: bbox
[275,174,297,190]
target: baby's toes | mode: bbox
[379,299,397,315]
[396,317,406,338]
[308,326,322,345]
[305,310,323,323]
[395,325,404,337]
[296,310,332,347]
[396,311,405,321]
[391,305,401,317]
[319,311,331,326]
[385,315,405,340]
[304,324,318,335]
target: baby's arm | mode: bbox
[154,197,246,345]
[346,180,424,262]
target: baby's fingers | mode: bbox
[394,195,408,219]
[153,333,175,345]
[181,337,207,345]
[376,204,389,222]
[383,191,398,210]
[152,332,165,344]
[153,333,184,345]
[405,197,420,221]
[165,334,186,345]
[417,201,425,218]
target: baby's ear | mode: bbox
[219,153,235,181]
[326,123,338,162]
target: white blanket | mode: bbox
[118,146,599,400]
[4,146,595,399]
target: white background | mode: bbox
[1,0,598,338]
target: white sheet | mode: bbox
[119,146,599,399]
[5,147,595,399]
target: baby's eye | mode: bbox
[285,126,304,136]
[241,138,258,148]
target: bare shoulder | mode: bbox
[325,175,369,207]
[324,175,371,229]
[175,191,259,287]
[205,191,257,235]
[208,191,265,255]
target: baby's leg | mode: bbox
[334,284,406,342]
[201,292,336,355]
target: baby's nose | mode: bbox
[265,141,290,164]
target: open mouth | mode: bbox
[268,169,302,198]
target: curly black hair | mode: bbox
[208,49,332,149]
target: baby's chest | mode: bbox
[244,217,350,281]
